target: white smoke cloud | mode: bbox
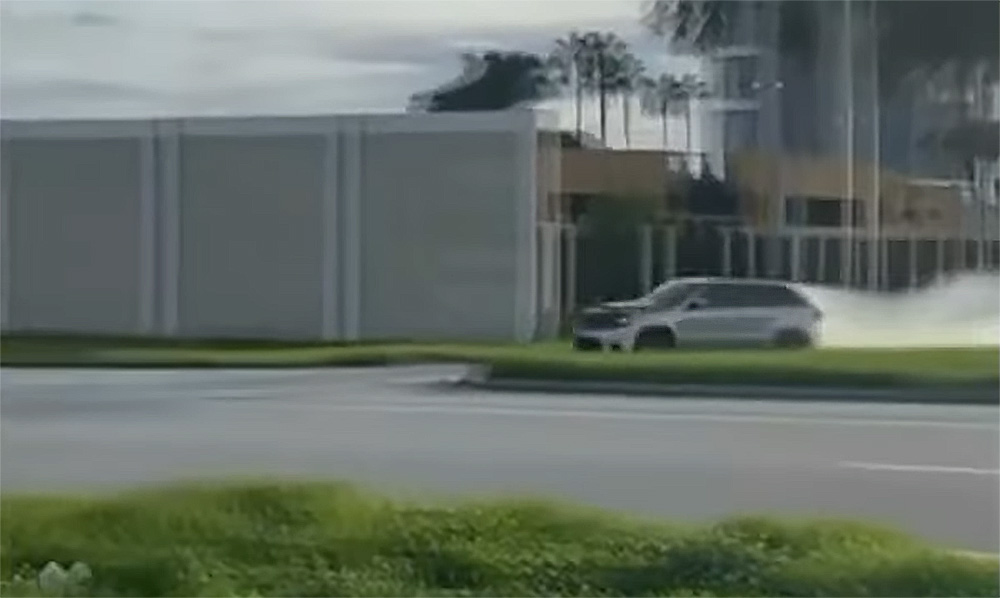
[799,274,1000,348]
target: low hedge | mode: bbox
[1,335,997,391]
[1,481,997,597]
[484,347,1000,390]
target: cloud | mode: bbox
[70,11,118,28]
[0,0,706,150]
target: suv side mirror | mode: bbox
[685,297,707,311]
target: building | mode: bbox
[699,0,999,287]
[1,110,566,342]
[701,0,983,180]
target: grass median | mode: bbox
[2,481,997,597]
[1,335,997,394]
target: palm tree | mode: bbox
[677,73,711,169]
[580,31,629,145]
[549,32,591,142]
[639,73,686,153]
[641,0,999,100]
[641,0,741,54]
[613,53,646,148]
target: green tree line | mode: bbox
[410,0,997,163]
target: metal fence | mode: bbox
[554,221,1000,315]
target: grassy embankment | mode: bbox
[1,335,997,393]
[2,481,997,597]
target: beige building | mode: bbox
[727,150,968,239]
[548,144,996,295]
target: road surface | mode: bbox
[2,366,998,551]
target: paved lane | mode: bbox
[2,367,997,551]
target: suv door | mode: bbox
[733,283,792,344]
[672,283,758,346]
[749,283,816,342]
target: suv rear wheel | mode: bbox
[773,328,812,349]
[634,327,676,350]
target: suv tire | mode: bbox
[572,337,602,351]
[773,328,812,349]
[634,327,676,350]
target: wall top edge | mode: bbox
[1,109,549,139]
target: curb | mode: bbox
[952,550,1000,561]
[459,366,1000,405]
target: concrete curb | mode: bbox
[459,366,1000,405]
[952,550,1000,561]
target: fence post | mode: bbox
[563,224,578,319]
[935,235,945,283]
[790,232,802,281]
[817,234,827,283]
[908,232,918,290]
[540,222,555,324]
[721,228,733,277]
[662,225,677,282]
[840,231,851,287]
[746,229,757,278]
[639,224,653,295]
[977,226,986,271]
[878,235,889,289]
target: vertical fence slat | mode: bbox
[663,226,677,282]
[721,228,733,277]
[639,225,653,295]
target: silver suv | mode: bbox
[572,278,823,351]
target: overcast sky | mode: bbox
[0,0,705,149]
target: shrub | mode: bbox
[2,481,997,597]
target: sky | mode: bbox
[0,0,705,150]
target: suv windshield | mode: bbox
[647,283,693,310]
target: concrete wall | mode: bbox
[2,135,146,334]
[1,111,549,342]
[535,129,563,338]
[357,122,527,340]
[175,133,327,339]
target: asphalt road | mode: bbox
[2,366,998,551]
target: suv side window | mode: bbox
[651,283,695,310]
[743,284,808,307]
[699,283,747,308]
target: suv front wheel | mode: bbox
[572,337,602,351]
[633,327,676,350]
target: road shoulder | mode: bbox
[460,365,1000,405]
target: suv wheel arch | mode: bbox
[772,328,812,349]
[633,326,677,350]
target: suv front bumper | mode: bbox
[572,327,634,350]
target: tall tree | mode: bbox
[639,73,687,152]
[641,0,999,99]
[677,74,711,168]
[580,31,629,145]
[409,51,555,112]
[641,0,741,54]
[549,32,592,142]
[614,53,646,148]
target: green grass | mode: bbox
[485,345,1000,390]
[1,481,996,597]
[1,334,997,393]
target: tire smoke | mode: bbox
[797,273,1000,348]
